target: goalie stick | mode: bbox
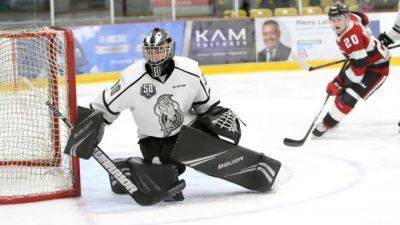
[21,78,184,206]
[283,60,349,147]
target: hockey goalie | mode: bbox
[65,28,281,205]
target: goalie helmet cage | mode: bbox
[0,27,80,204]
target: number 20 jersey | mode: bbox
[336,13,390,83]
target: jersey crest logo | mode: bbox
[140,83,156,99]
[154,94,184,137]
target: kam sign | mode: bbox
[187,19,256,65]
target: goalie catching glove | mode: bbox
[197,102,242,144]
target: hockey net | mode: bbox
[0,27,80,204]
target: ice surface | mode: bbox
[2,67,400,225]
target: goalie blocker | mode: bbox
[64,106,185,205]
[172,126,281,192]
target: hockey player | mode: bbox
[379,13,400,47]
[89,28,281,202]
[312,2,390,137]
[379,13,400,129]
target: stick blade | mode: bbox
[291,54,310,71]
[283,138,305,147]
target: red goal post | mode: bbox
[0,27,80,204]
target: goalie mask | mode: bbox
[143,28,176,77]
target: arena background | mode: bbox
[70,12,400,84]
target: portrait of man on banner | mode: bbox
[257,20,291,62]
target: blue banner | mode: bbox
[71,22,185,74]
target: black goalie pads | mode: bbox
[64,106,104,159]
[109,157,186,204]
[65,107,185,206]
[198,103,241,144]
[109,158,133,194]
[172,126,281,192]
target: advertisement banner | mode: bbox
[186,19,256,65]
[71,22,185,74]
[69,12,396,75]
[255,15,381,62]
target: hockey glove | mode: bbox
[326,76,345,96]
[64,106,105,159]
[379,32,394,47]
[198,103,241,144]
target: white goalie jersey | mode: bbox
[387,12,400,41]
[90,56,218,139]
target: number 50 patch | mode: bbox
[140,83,157,99]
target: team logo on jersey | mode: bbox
[154,94,184,137]
[140,83,156,99]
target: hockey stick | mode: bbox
[308,59,346,71]
[388,43,400,49]
[292,54,345,71]
[285,44,398,147]
[292,43,400,72]
[21,77,185,205]
[283,60,349,147]
[283,93,330,147]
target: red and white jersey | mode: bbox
[336,13,390,83]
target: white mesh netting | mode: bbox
[0,27,78,201]
[211,110,239,134]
